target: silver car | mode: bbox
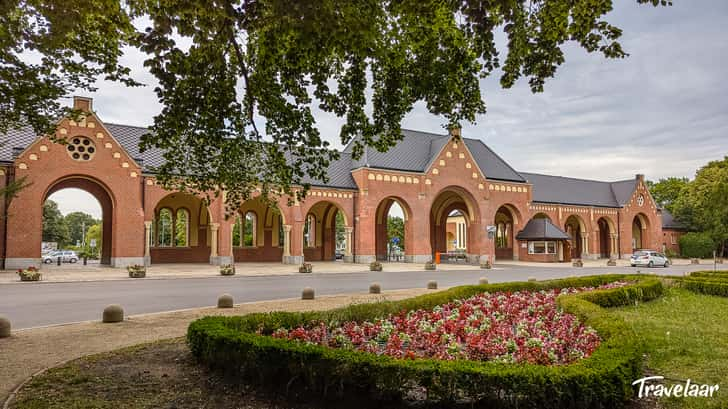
[42,250,79,264]
[630,250,670,268]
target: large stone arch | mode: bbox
[564,214,588,259]
[494,204,522,261]
[149,191,212,263]
[632,212,651,250]
[304,200,349,261]
[375,196,413,261]
[430,186,482,262]
[44,175,115,265]
[596,216,617,258]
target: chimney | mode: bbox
[635,174,644,182]
[73,96,93,112]
[450,126,461,139]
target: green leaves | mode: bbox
[0,0,140,135]
[2,0,671,213]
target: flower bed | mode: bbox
[17,266,42,282]
[188,275,664,408]
[272,283,626,365]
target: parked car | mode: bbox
[630,250,670,268]
[335,251,344,260]
[42,250,79,264]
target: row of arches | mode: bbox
[39,175,655,267]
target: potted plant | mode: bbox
[17,266,42,282]
[424,260,436,270]
[127,264,146,278]
[369,261,383,271]
[479,258,491,269]
[299,262,313,273]
[220,264,236,276]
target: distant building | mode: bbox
[0,97,667,268]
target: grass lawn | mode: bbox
[613,287,728,409]
[7,284,728,409]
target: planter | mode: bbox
[299,263,313,274]
[220,264,236,276]
[369,261,383,272]
[479,258,491,269]
[572,259,584,267]
[690,258,700,265]
[17,267,42,282]
[424,262,436,271]
[127,265,147,278]
[607,258,617,267]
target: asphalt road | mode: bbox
[0,264,702,330]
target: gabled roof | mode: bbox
[661,209,687,230]
[519,172,637,208]
[516,218,571,240]
[344,129,526,182]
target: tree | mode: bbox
[335,212,346,250]
[64,212,99,247]
[3,0,671,211]
[673,156,728,257]
[646,177,689,212]
[42,200,69,246]
[86,223,103,252]
[0,0,139,136]
[387,216,405,250]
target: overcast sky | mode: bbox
[50,1,728,219]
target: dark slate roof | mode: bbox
[344,129,526,182]
[661,209,686,230]
[300,153,357,189]
[519,172,637,208]
[0,125,37,163]
[515,218,572,240]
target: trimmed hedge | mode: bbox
[188,275,662,409]
[676,272,728,297]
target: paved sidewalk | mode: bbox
[0,288,432,403]
[0,261,484,284]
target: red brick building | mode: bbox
[0,97,668,269]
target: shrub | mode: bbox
[679,232,715,258]
[369,261,382,271]
[188,275,660,409]
[299,263,313,273]
[675,272,728,297]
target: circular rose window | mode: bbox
[66,137,96,161]
[637,194,645,207]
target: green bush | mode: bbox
[188,275,662,409]
[675,272,728,297]
[679,232,715,258]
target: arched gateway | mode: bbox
[0,97,665,268]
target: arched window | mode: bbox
[304,214,316,247]
[244,212,256,247]
[232,215,242,247]
[157,208,173,247]
[175,208,189,247]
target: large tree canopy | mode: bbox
[646,177,689,213]
[2,0,671,212]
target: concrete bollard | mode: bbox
[0,315,10,338]
[369,282,381,294]
[528,277,537,282]
[427,280,438,290]
[479,277,489,285]
[102,304,124,323]
[217,294,234,308]
[302,287,315,300]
